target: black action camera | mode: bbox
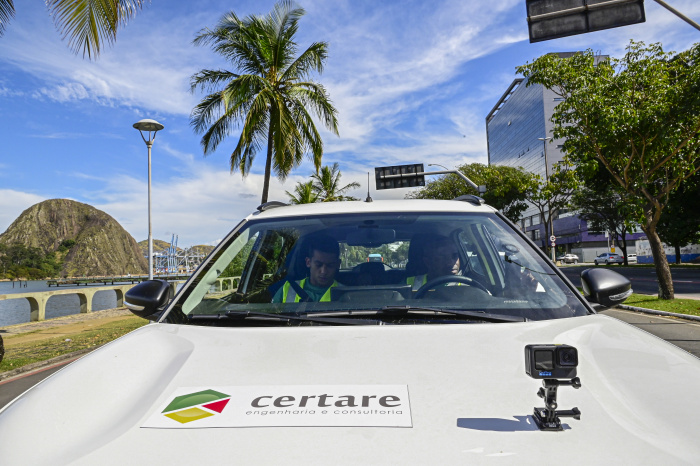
[525,344,578,379]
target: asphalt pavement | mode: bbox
[558,264,700,299]
[600,308,700,358]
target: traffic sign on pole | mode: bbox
[550,235,556,242]
[551,242,556,247]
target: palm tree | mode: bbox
[0,1,145,59]
[286,180,318,204]
[189,0,339,204]
[311,162,360,202]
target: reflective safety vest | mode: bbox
[406,274,428,292]
[282,278,338,303]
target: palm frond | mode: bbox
[46,0,145,59]
[189,69,240,94]
[281,41,328,82]
[290,83,339,134]
[0,0,15,37]
[286,180,317,204]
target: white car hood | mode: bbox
[1,314,699,465]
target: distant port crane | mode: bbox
[150,235,208,274]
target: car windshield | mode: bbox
[165,211,589,325]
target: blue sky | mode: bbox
[1,0,699,246]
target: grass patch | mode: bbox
[0,317,148,374]
[623,293,700,317]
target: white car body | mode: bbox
[1,200,699,464]
[1,316,699,465]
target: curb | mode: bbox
[0,346,100,383]
[617,304,700,323]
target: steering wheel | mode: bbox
[413,275,490,299]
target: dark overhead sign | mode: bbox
[375,164,425,190]
[526,0,646,43]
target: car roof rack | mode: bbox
[453,194,485,206]
[257,201,289,212]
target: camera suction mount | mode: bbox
[532,377,582,431]
[524,344,582,431]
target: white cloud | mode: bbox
[33,82,89,102]
[0,190,46,234]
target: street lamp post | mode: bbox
[428,163,487,194]
[538,136,556,262]
[133,119,164,280]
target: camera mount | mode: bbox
[532,377,582,431]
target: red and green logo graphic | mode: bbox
[162,389,231,424]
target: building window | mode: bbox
[533,229,541,240]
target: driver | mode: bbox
[406,235,461,292]
[273,234,341,303]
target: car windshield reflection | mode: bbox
[166,211,588,325]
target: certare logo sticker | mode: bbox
[161,389,231,424]
[143,385,412,429]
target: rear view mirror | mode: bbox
[125,280,172,319]
[346,228,396,246]
[581,268,632,309]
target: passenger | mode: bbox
[406,235,461,292]
[273,235,341,303]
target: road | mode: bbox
[558,264,700,299]
[601,308,700,358]
[0,359,71,410]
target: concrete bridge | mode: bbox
[0,277,243,323]
[0,284,138,322]
[213,276,241,292]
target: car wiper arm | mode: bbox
[222,310,378,326]
[380,306,527,322]
[311,306,526,323]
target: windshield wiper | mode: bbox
[311,306,527,323]
[188,311,378,326]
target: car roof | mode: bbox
[248,199,496,220]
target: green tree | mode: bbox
[517,42,700,299]
[311,162,360,202]
[657,172,700,264]
[286,180,318,204]
[523,162,579,257]
[0,1,145,59]
[190,0,339,204]
[569,168,639,265]
[406,163,539,223]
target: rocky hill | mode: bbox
[0,199,147,277]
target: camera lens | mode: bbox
[557,347,578,366]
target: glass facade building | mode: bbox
[484,57,645,261]
[485,77,565,220]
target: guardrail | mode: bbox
[46,274,191,287]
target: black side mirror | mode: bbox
[125,280,172,319]
[580,268,632,309]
